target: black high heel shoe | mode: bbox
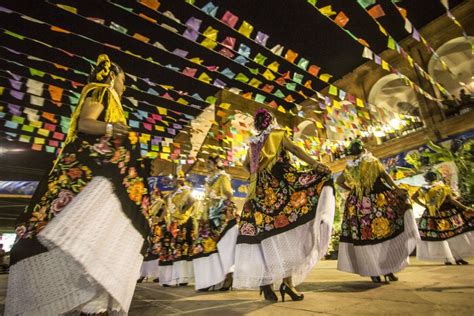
[384,273,398,282]
[456,259,469,265]
[279,283,304,302]
[260,285,278,302]
[220,275,233,291]
[445,262,453,265]
[370,276,382,283]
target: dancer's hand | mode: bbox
[313,162,331,174]
[112,122,129,138]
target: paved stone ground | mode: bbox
[0,258,473,315]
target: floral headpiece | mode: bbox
[95,54,111,82]
[254,108,273,131]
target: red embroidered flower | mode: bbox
[361,226,372,240]
[67,167,83,180]
[274,214,290,228]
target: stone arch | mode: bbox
[428,36,474,97]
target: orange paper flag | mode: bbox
[308,65,320,77]
[368,4,385,19]
[140,0,160,11]
[48,85,63,103]
[133,33,150,43]
[42,112,57,123]
[51,26,70,34]
[334,11,349,27]
[285,49,298,63]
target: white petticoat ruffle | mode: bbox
[192,224,238,290]
[417,231,474,263]
[140,259,160,279]
[5,177,144,315]
[159,260,194,286]
[337,210,420,277]
[233,186,336,289]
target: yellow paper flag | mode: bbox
[157,107,167,115]
[37,128,50,137]
[356,98,364,108]
[248,78,262,88]
[319,73,332,82]
[177,98,189,105]
[262,69,276,81]
[34,137,45,145]
[219,103,231,109]
[278,105,286,113]
[268,61,280,73]
[381,60,390,71]
[189,57,204,64]
[320,5,337,17]
[238,21,254,38]
[201,38,218,49]
[198,72,212,83]
[316,121,324,129]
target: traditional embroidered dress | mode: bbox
[337,152,419,277]
[233,128,335,289]
[140,192,166,281]
[6,83,151,315]
[415,182,474,262]
[158,185,195,286]
[192,170,238,290]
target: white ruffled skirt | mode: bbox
[417,231,474,263]
[140,259,160,279]
[233,186,336,289]
[159,259,194,286]
[337,210,420,277]
[192,225,238,290]
[5,177,144,315]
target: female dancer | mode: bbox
[6,54,151,315]
[158,172,196,286]
[192,154,238,291]
[234,108,335,302]
[413,171,473,264]
[139,188,166,283]
[336,139,419,283]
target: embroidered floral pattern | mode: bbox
[17,134,150,239]
[192,199,237,256]
[418,200,473,240]
[340,180,409,244]
[239,150,331,237]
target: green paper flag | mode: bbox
[255,94,266,103]
[30,68,45,78]
[387,36,396,50]
[249,68,259,75]
[274,90,285,98]
[206,96,217,104]
[297,58,309,70]
[4,30,25,40]
[235,73,250,83]
[286,82,296,91]
[22,125,34,132]
[357,0,376,9]
[293,73,304,84]
[307,0,317,6]
[253,53,267,65]
[328,85,338,96]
